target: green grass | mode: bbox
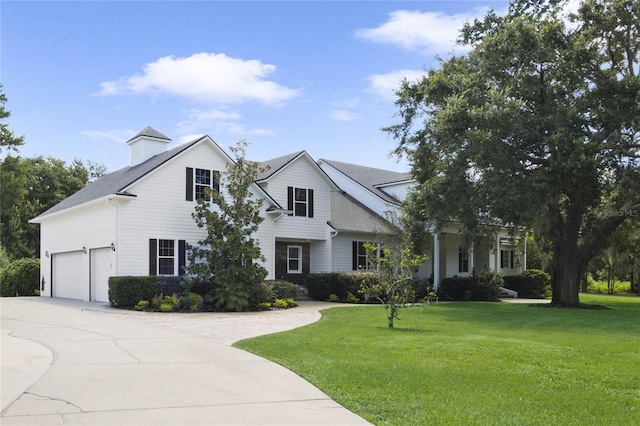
[234,294,640,425]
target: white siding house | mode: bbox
[31,126,526,302]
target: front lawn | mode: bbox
[234,294,640,425]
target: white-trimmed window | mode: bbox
[501,250,515,269]
[186,167,220,201]
[287,186,314,217]
[458,247,469,273]
[158,239,175,275]
[287,245,302,274]
[149,239,186,276]
[352,241,383,271]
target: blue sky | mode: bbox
[2,0,509,173]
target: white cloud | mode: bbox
[355,8,490,55]
[177,107,272,136]
[97,52,299,105]
[82,129,137,144]
[367,69,426,101]
[330,110,360,122]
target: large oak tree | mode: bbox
[386,0,640,307]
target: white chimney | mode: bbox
[126,127,171,166]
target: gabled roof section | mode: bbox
[256,151,304,181]
[257,151,340,191]
[318,159,413,205]
[329,191,393,234]
[127,126,171,143]
[32,136,207,221]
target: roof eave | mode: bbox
[29,193,136,224]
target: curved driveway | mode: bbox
[1,297,371,425]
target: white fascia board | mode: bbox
[29,193,135,224]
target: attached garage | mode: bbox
[90,248,112,302]
[52,251,85,300]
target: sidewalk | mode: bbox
[1,297,371,425]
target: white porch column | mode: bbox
[522,235,527,271]
[469,243,474,275]
[433,232,440,290]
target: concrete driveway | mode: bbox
[1,297,371,425]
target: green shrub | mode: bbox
[0,258,40,297]
[151,293,165,309]
[109,276,161,307]
[439,270,503,301]
[586,274,632,294]
[328,293,340,302]
[503,269,551,298]
[159,303,173,312]
[257,302,272,311]
[273,298,296,309]
[475,269,503,301]
[306,273,342,300]
[268,280,299,299]
[134,300,149,311]
[248,281,274,308]
[180,293,204,311]
[346,292,359,303]
[157,276,185,297]
[439,277,478,301]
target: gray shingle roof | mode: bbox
[319,159,412,205]
[32,136,205,220]
[256,151,305,181]
[127,126,171,142]
[329,191,392,233]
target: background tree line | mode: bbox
[1,84,106,262]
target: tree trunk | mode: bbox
[551,241,581,307]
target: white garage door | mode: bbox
[52,251,85,300]
[91,248,112,302]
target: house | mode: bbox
[30,127,525,302]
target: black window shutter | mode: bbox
[500,250,505,268]
[308,189,314,218]
[510,250,514,269]
[352,241,358,271]
[186,168,193,201]
[149,239,157,276]
[287,186,293,216]
[213,170,220,194]
[178,240,186,276]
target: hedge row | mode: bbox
[108,276,300,309]
[502,269,551,298]
[305,273,364,302]
[438,275,502,301]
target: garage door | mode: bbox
[91,248,112,302]
[52,251,85,300]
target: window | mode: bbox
[458,247,469,273]
[195,168,211,200]
[186,167,220,201]
[501,250,514,269]
[352,241,382,270]
[149,239,186,276]
[287,187,314,217]
[158,239,175,275]
[287,245,302,273]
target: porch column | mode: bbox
[523,235,527,271]
[433,232,440,290]
[469,243,474,275]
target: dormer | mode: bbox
[126,126,171,166]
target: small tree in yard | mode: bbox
[359,233,426,328]
[186,141,268,311]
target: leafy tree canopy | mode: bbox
[0,156,107,259]
[386,0,640,307]
[186,140,268,311]
[0,84,24,153]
